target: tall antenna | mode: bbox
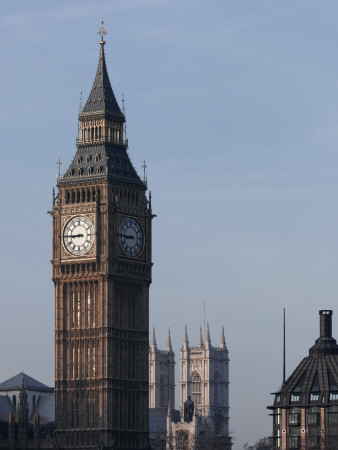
[283,308,286,385]
[203,300,206,342]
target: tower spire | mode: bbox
[182,324,189,349]
[151,326,157,349]
[81,23,123,118]
[220,325,226,349]
[205,322,211,349]
[166,328,173,352]
[197,326,203,348]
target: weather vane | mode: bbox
[98,18,107,44]
[142,160,147,185]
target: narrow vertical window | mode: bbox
[77,292,81,327]
[72,292,75,328]
[87,346,90,377]
[92,345,96,376]
[160,377,165,407]
[77,345,80,378]
[214,372,220,404]
[87,290,91,327]
[72,345,75,378]
[192,373,202,405]
[92,285,96,327]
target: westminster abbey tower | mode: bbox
[52,23,152,450]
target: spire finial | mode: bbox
[205,322,211,348]
[57,157,62,179]
[197,326,203,348]
[151,326,157,349]
[220,325,226,349]
[182,324,189,349]
[142,160,147,186]
[98,18,107,45]
[166,328,173,352]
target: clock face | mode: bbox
[119,217,144,257]
[63,216,95,256]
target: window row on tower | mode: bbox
[78,119,125,146]
[60,262,97,277]
[64,187,100,204]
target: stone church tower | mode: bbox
[149,328,175,409]
[52,23,153,449]
[180,324,230,436]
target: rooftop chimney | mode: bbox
[319,310,332,338]
[309,309,338,356]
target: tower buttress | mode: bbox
[149,330,175,409]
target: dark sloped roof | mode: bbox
[0,373,53,393]
[81,44,124,119]
[269,311,338,409]
[59,144,145,189]
[60,40,145,189]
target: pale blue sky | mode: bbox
[0,1,337,447]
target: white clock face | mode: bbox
[119,218,144,257]
[63,216,94,256]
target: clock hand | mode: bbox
[68,234,84,238]
[120,234,135,240]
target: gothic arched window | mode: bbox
[160,377,165,407]
[192,372,202,405]
[214,372,220,404]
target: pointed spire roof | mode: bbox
[167,400,171,418]
[81,26,124,120]
[197,326,203,348]
[60,21,146,190]
[151,326,157,349]
[0,372,53,393]
[182,324,189,349]
[220,326,226,349]
[205,322,211,348]
[166,328,173,352]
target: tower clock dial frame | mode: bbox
[118,216,146,259]
[60,212,96,260]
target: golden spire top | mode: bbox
[98,18,107,45]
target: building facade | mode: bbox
[149,329,178,449]
[268,310,338,450]
[179,324,229,434]
[52,23,153,449]
[149,328,175,410]
[166,325,231,449]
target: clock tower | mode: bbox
[52,23,152,449]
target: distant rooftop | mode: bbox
[0,372,53,393]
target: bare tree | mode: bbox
[242,437,272,450]
[194,425,232,450]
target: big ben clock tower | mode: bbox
[52,22,152,450]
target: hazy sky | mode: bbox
[0,1,337,447]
